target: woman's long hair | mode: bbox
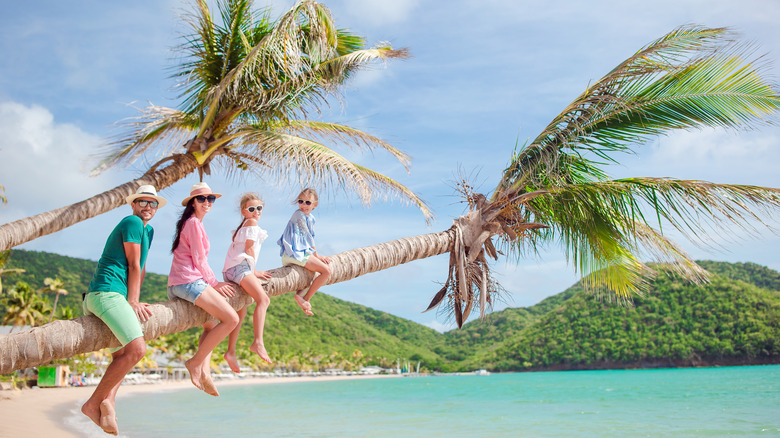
[232,192,263,241]
[171,200,196,252]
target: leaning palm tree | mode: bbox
[0,0,430,252]
[38,277,68,323]
[2,25,780,374]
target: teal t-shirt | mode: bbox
[88,215,154,297]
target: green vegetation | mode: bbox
[452,262,780,371]
[3,250,779,373]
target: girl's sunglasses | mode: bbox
[195,195,217,203]
[134,200,159,208]
[245,206,263,213]
[297,199,312,205]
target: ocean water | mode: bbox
[68,365,780,437]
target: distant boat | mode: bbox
[474,369,490,376]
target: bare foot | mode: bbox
[81,400,102,431]
[250,342,272,364]
[201,373,220,397]
[185,359,204,391]
[223,351,241,373]
[99,400,118,435]
[294,294,314,316]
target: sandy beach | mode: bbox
[0,374,397,438]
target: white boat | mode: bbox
[474,369,490,376]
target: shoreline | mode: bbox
[0,374,399,438]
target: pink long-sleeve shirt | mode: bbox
[168,216,218,287]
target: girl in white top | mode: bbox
[221,192,272,367]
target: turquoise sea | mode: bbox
[70,365,779,437]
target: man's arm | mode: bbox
[124,241,152,322]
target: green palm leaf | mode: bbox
[90,0,428,219]
[515,177,780,297]
[488,25,780,300]
[496,25,780,194]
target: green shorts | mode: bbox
[83,291,144,352]
[282,254,310,267]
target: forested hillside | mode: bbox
[3,250,779,373]
[457,263,780,371]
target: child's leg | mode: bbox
[302,256,332,302]
[240,275,272,363]
[223,307,247,372]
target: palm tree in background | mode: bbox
[55,305,77,321]
[1,282,50,332]
[38,277,68,323]
[0,0,430,251]
[2,25,780,373]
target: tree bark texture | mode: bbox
[0,228,455,374]
[0,158,196,251]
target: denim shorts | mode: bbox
[224,259,253,284]
[167,279,208,303]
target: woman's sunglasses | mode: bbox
[245,206,263,213]
[297,199,312,205]
[134,200,159,208]
[195,195,217,203]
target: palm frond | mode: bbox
[284,120,412,170]
[91,106,199,174]
[506,177,778,297]
[230,128,433,220]
[495,25,780,195]
[315,44,411,88]
[349,163,433,222]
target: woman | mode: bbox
[168,182,239,396]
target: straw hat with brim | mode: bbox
[126,185,167,208]
[181,182,222,206]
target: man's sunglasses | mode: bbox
[134,200,159,208]
[297,199,312,205]
[195,195,217,203]
[245,206,263,213]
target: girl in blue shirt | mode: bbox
[277,188,331,315]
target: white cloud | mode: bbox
[640,129,780,185]
[0,101,116,219]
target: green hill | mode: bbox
[1,249,169,308]
[3,249,779,373]
[461,263,780,371]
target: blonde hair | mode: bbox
[295,188,318,204]
[232,192,263,241]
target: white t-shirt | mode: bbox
[222,225,268,272]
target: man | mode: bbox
[80,185,166,435]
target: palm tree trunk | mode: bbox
[0,228,455,374]
[48,294,60,324]
[0,157,197,251]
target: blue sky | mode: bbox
[1,0,779,332]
